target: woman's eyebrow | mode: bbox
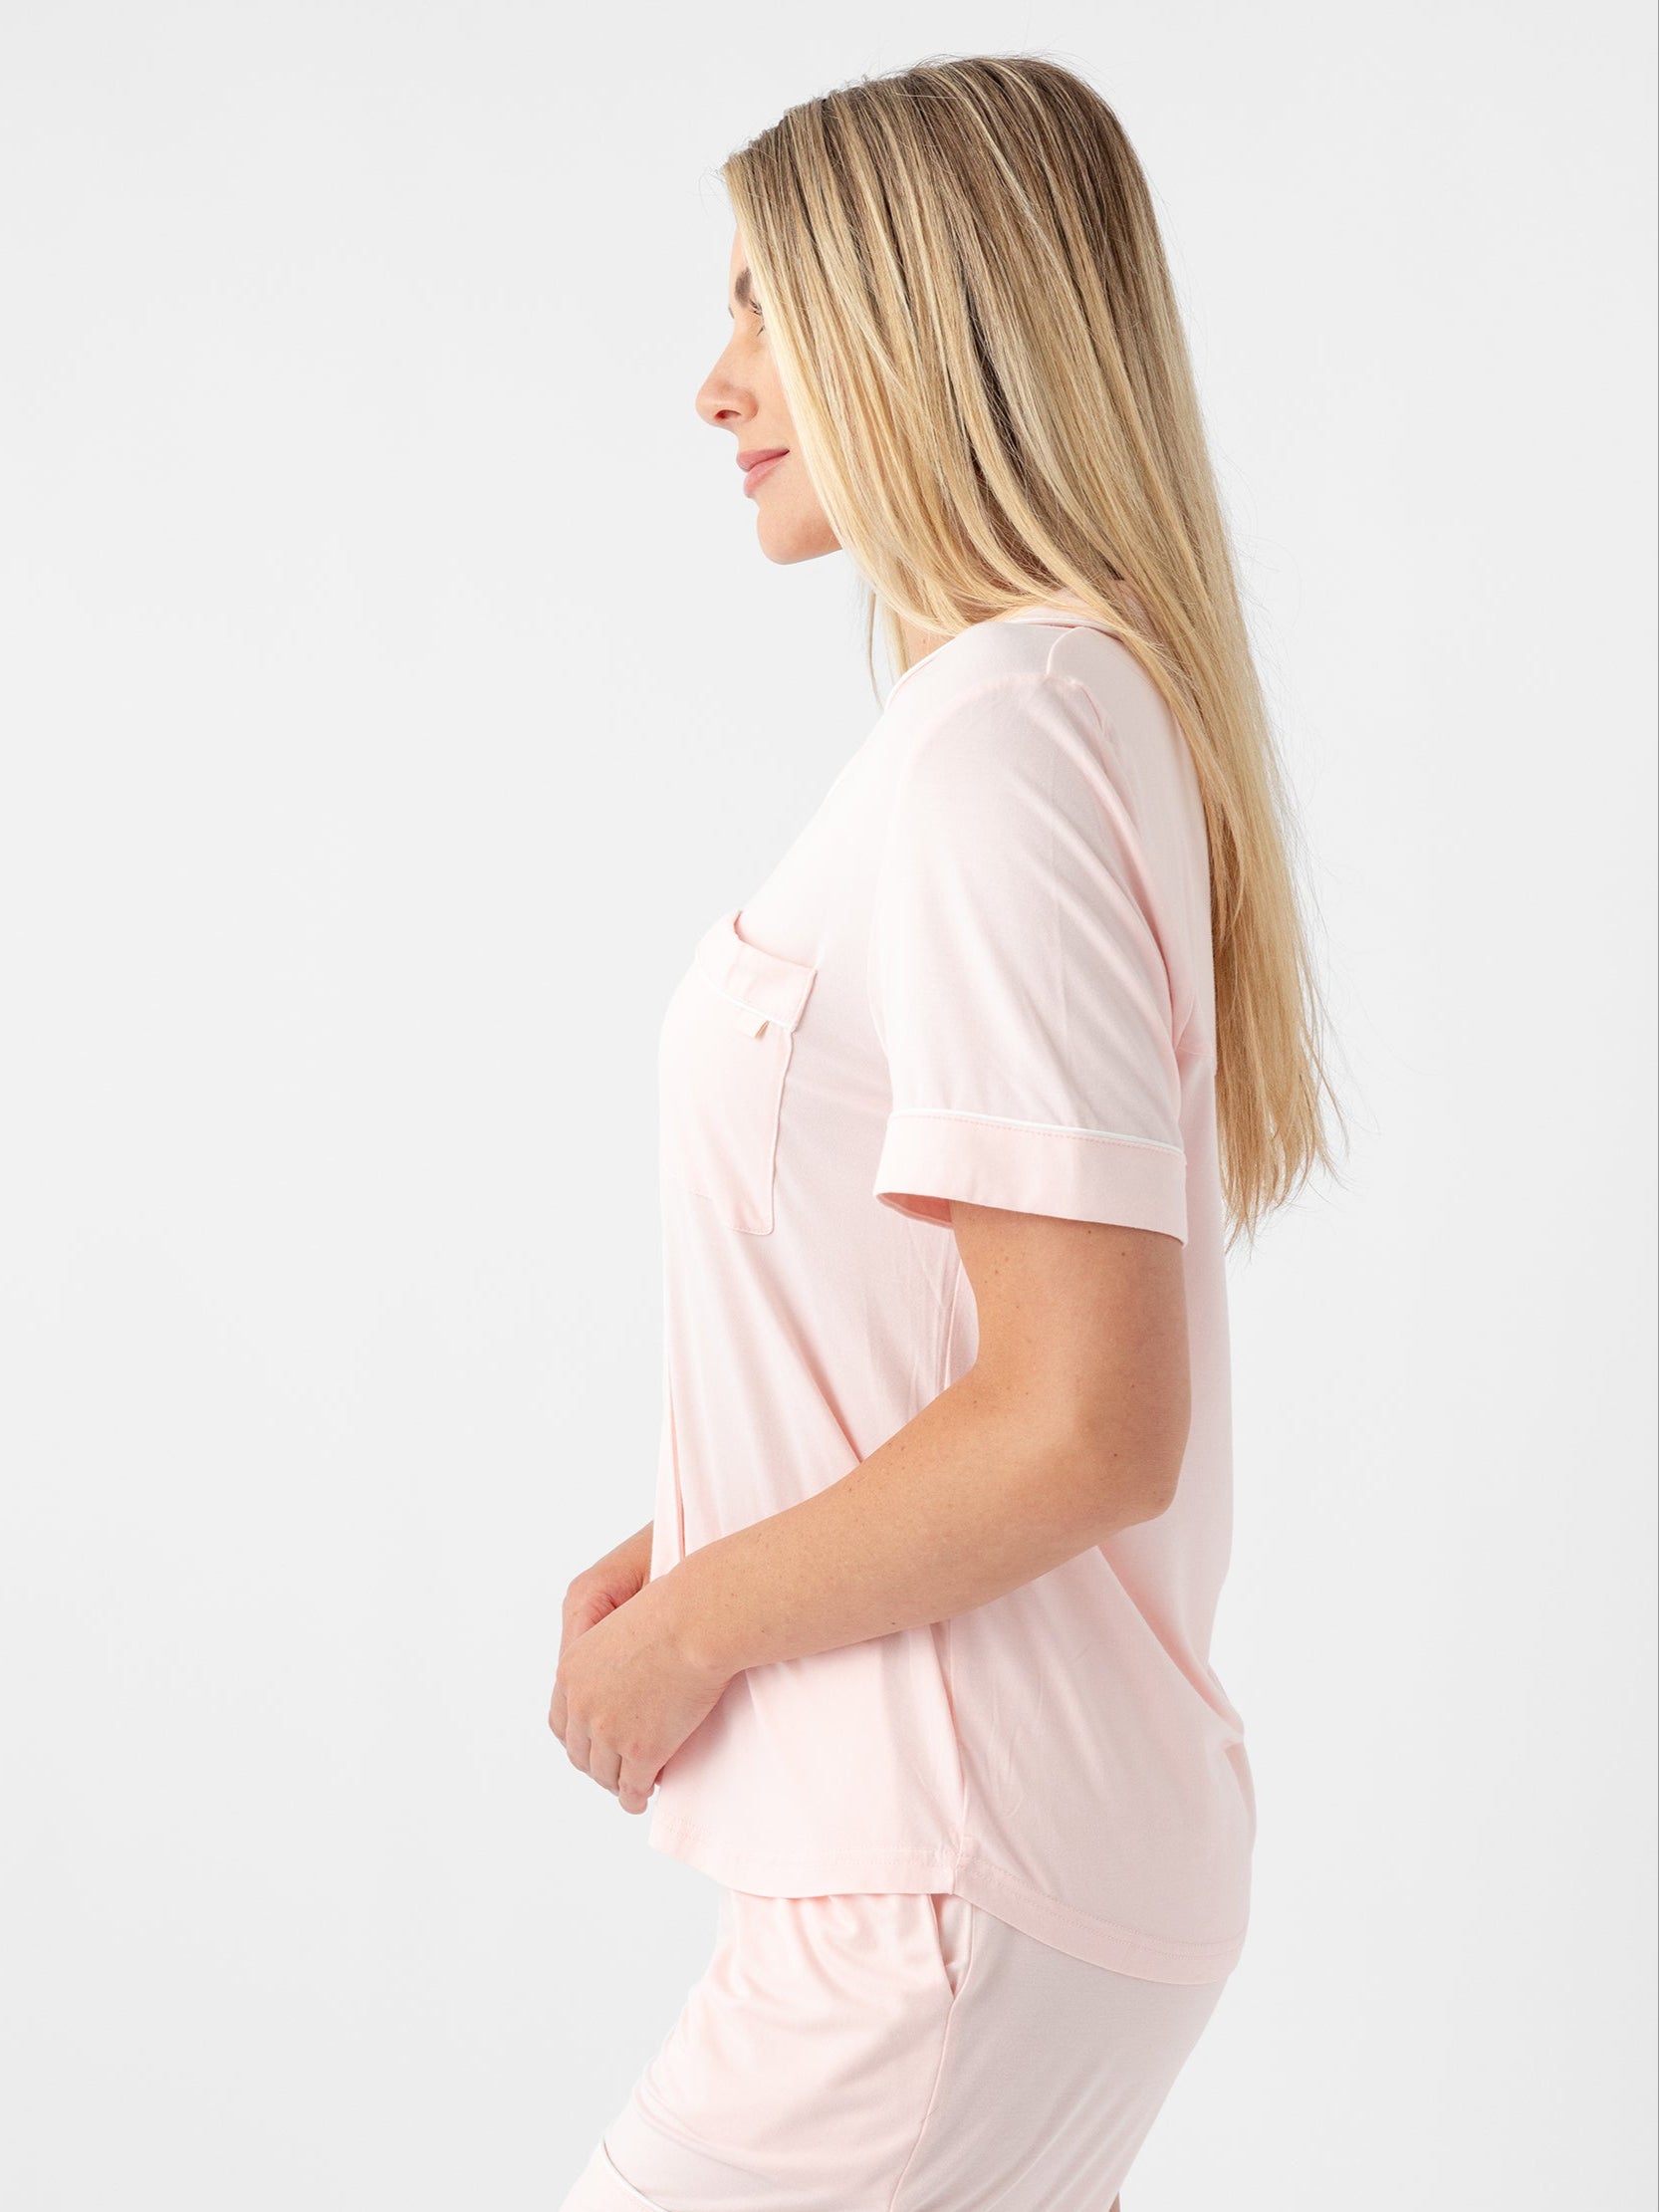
[729,266,755,319]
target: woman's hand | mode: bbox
[559,1520,654,1662]
[549,1566,733,1815]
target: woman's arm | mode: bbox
[550,1200,1189,1812]
[662,1200,1189,1677]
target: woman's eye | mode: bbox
[751,302,766,333]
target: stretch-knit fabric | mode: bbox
[559,1887,1228,2211]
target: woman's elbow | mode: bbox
[1066,1378,1191,1527]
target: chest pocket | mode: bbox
[657,905,819,1236]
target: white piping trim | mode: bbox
[887,1106,1182,1155]
[594,2141,673,2211]
[691,954,792,1033]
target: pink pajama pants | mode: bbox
[559,1888,1231,2211]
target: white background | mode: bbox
[2,4,1654,2207]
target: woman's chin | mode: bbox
[754,507,841,564]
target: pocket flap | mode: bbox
[692,906,817,1034]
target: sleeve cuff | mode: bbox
[872,1107,1188,1242]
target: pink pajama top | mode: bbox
[645,602,1256,1985]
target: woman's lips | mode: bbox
[742,452,788,494]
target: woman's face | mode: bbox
[696,228,839,565]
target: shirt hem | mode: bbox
[645,1809,1246,1987]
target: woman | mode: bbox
[553,54,1340,2212]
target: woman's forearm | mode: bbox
[659,1366,1173,1681]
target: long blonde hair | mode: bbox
[722,55,1346,1250]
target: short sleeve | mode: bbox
[867,670,1189,1242]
